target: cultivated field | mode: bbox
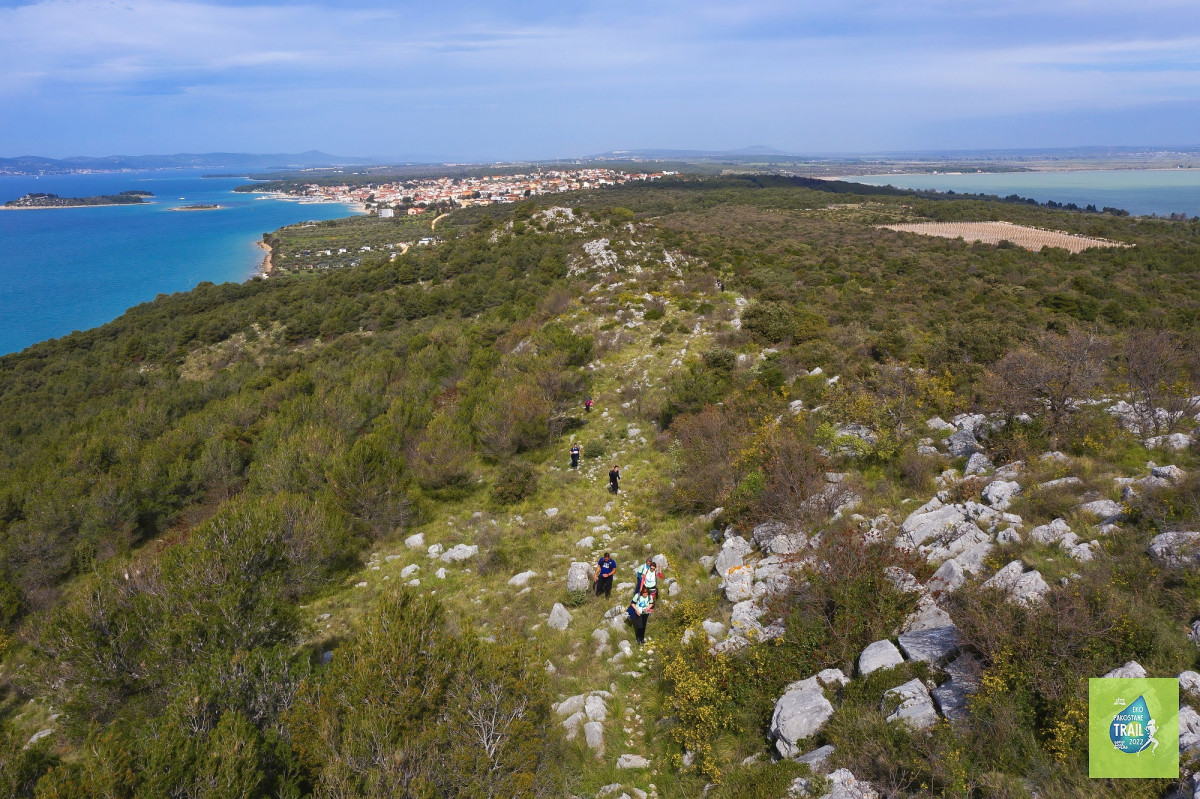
[880,220,1131,252]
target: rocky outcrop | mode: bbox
[981,480,1021,511]
[983,561,1050,605]
[772,677,835,758]
[883,679,938,730]
[1147,532,1200,568]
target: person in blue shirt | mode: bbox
[570,442,581,469]
[594,552,616,598]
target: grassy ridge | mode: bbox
[0,176,1197,797]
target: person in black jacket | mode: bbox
[608,465,620,493]
[570,442,581,469]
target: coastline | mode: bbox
[256,240,274,278]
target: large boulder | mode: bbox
[931,654,981,722]
[897,625,961,665]
[771,677,835,758]
[1147,532,1200,568]
[567,561,594,593]
[714,547,744,578]
[883,679,938,730]
[858,640,904,676]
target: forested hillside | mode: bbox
[1,176,1198,798]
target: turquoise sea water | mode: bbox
[845,169,1200,218]
[0,169,357,355]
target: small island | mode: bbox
[170,203,221,211]
[3,190,153,209]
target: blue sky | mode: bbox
[2,0,1199,160]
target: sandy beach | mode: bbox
[256,240,274,277]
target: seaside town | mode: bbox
[258,168,673,215]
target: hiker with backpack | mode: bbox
[570,442,581,469]
[585,397,594,413]
[594,552,616,598]
[634,557,662,608]
[608,465,620,494]
[627,586,653,645]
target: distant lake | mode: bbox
[845,169,1200,218]
[0,169,358,356]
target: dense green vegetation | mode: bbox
[3,191,152,208]
[0,175,1198,797]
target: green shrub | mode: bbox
[582,440,605,459]
[490,460,539,506]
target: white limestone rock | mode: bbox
[508,570,537,588]
[583,720,604,752]
[567,561,594,592]
[1102,661,1148,679]
[903,595,954,633]
[964,453,993,475]
[1145,433,1194,451]
[927,558,966,593]
[714,547,743,578]
[1039,476,1083,490]
[818,668,850,688]
[771,677,835,758]
[585,694,608,722]
[1178,670,1200,696]
[616,754,650,769]
[883,679,938,730]
[899,503,966,548]
[1078,499,1123,519]
[981,480,1021,511]
[724,564,755,602]
[1147,531,1200,568]
[897,625,961,665]
[983,561,1050,605]
[404,532,425,549]
[946,429,980,458]
[547,603,572,631]
[858,639,904,676]
[1029,518,1073,546]
[440,543,478,563]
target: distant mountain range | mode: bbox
[0,151,382,176]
